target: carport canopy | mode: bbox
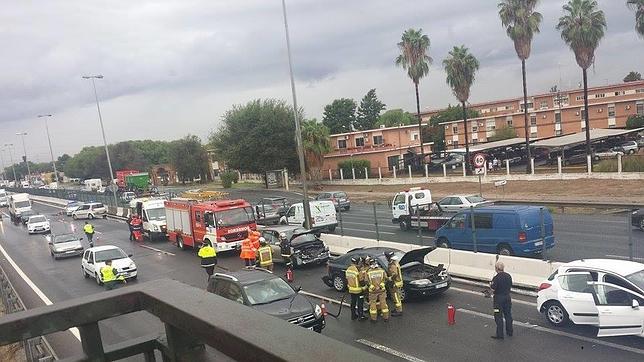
[531,128,644,151]
[450,137,527,154]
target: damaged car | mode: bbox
[259,225,330,267]
[322,246,451,300]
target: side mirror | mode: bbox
[128,253,133,257]
[633,299,640,309]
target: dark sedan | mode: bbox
[322,247,451,300]
[632,209,644,231]
[19,210,36,225]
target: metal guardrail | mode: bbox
[0,264,56,361]
[0,279,381,362]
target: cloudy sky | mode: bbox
[0,0,641,163]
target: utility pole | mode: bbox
[38,114,59,182]
[15,132,30,182]
[4,144,18,183]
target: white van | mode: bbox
[391,187,432,223]
[9,193,32,221]
[280,200,337,233]
[130,198,167,240]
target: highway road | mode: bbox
[1,202,643,361]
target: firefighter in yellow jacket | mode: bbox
[257,237,273,271]
[367,258,389,322]
[385,251,403,316]
[345,257,367,320]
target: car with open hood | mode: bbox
[322,246,451,300]
[207,267,325,332]
[259,225,329,267]
[47,233,84,259]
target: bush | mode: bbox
[220,171,237,188]
[338,159,371,178]
[594,155,644,172]
[626,114,644,129]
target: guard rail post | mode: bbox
[328,169,332,181]
[373,203,380,242]
[378,167,382,181]
[351,168,355,181]
[392,167,396,179]
[617,153,622,174]
[505,159,510,176]
[340,169,344,180]
[540,207,546,260]
[557,156,562,175]
[408,165,412,180]
[364,167,368,180]
[470,205,477,253]
[442,163,447,178]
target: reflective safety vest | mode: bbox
[100,266,122,282]
[84,224,94,234]
[198,245,217,267]
[367,267,386,292]
[240,238,254,259]
[258,246,273,267]
[345,265,364,294]
[388,260,404,288]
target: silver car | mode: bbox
[48,233,84,259]
[437,195,492,212]
[72,202,107,219]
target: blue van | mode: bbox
[434,206,555,256]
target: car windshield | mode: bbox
[95,248,128,262]
[29,216,46,223]
[243,277,295,305]
[291,233,317,244]
[466,196,486,203]
[15,201,30,208]
[53,234,79,244]
[216,207,254,227]
[626,270,644,291]
[147,207,166,221]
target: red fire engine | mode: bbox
[165,199,256,252]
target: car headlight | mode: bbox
[410,279,430,286]
[129,262,136,269]
[314,304,322,318]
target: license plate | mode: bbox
[535,241,543,246]
[436,282,448,288]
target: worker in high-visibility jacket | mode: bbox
[257,238,273,271]
[100,259,125,291]
[198,241,217,280]
[367,259,389,322]
[83,222,95,247]
[346,257,367,321]
[240,236,254,266]
[385,251,403,316]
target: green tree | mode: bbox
[557,0,606,157]
[499,0,542,172]
[395,28,432,160]
[355,89,386,131]
[301,119,332,180]
[626,114,644,129]
[627,0,644,37]
[376,109,416,127]
[624,71,642,82]
[488,125,517,142]
[210,99,300,174]
[322,98,357,134]
[168,135,210,183]
[443,45,480,173]
[426,105,480,154]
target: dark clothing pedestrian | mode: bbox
[350,294,365,320]
[491,271,513,338]
[127,216,134,241]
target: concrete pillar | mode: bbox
[408,165,412,179]
[587,155,592,174]
[378,167,382,181]
[393,167,397,179]
[364,167,368,180]
[424,163,429,179]
[340,168,344,180]
[618,153,622,174]
[484,163,488,177]
[557,156,562,175]
[328,169,332,181]
[530,158,535,175]
[283,168,289,191]
[442,163,447,178]
[505,159,510,176]
[352,168,356,180]
[462,162,466,177]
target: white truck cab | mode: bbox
[391,187,432,225]
[0,189,8,207]
[131,198,167,240]
[9,193,32,221]
[280,200,337,234]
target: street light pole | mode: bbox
[0,147,5,180]
[82,75,118,206]
[281,0,311,229]
[4,144,18,183]
[15,132,31,181]
[38,114,59,182]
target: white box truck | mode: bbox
[83,179,103,192]
[130,198,167,240]
[9,193,32,221]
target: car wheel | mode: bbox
[332,274,346,292]
[437,237,450,249]
[640,218,644,232]
[399,288,407,301]
[95,273,103,286]
[544,301,569,326]
[629,149,635,155]
[399,220,409,231]
[89,214,95,220]
[177,237,185,250]
[497,244,513,256]
[593,156,600,161]
[72,214,77,220]
[82,267,89,278]
[51,251,56,259]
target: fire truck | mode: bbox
[165,198,256,252]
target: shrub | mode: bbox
[338,159,371,178]
[594,155,644,172]
[220,171,237,188]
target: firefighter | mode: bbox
[367,258,389,323]
[83,221,95,247]
[359,257,370,307]
[257,238,273,271]
[385,251,403,316]
[249,230,260,264]
[346,257,367,321]
[130,215,143,241]
[240,235,254,266]
[100,259,125,291]
[198,241,217,280]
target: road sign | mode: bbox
[473,153,486,168]
[474,167,485,175]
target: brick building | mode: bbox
[434,80,644,150]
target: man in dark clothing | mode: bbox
[490,261,513,339]
[127,215,134,241]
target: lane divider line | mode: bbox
[449,286,537,306]
[138,244,176,256]
[457,308,644,356]
[0,242,81,341]
[355,339,426,362]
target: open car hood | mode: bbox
[399,247,436,266]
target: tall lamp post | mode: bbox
[0,146,6,180]
[15,132,31,182]
[3,144,18,183]
[37,114,59,182]
[82,75,118,206]
[281,0,311,229]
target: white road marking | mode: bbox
[338,227,396,235]
[138,244,176,256]
[356,339,426,362]
[606,255,644,262]
[457,308,644,356]
[449,286,537,306]
[0,242,81,341]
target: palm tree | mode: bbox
[627,0,644,37]
[557,0,607,157]
[498,0,542,173]
[395,28,432,164]
[301,120,331,180]
[442,46,480,174]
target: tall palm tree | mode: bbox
[395,28,432,164]
[557,0,607,157]
[301,120,331,180]
[627,0,644,37]
[443,46,480,174]
[498,0,542,173]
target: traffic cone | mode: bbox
[321,303,328,317]
[286,264,294,282]
[447,303,456,325]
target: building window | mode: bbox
[576,95,585,101]
[387,155,400,170]
[373,135,383,145]
[471,125,478,132]
[506,116,513,126]
[637,102,644,115]
[614,91,625,96]
[555,112,562,124]
[553,94,569,107]
[519,101,534,112]
[452,141,459,148]
[411,132,419,141]
[486,119,496,131]
[530,132,538,139]
[355,137,364,147]
[594,93,605,99]
[608,105,615,118]
[555,129,562,136]
[452,125,458,134]
[338,139,347,149]
[540,101,548,110]
[529,114,537,126]
[580,108,587,120]
[636,88,644,94]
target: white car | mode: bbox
[65,201,82,216]
[81,245,137,285]
[537,259,644,337]
[593,148,624,161]
[72,202,107,220]
[436,195,491,212]
[26,215,51,234]
[280,200,337,233]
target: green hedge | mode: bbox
[338,159,371,178]
[220,171,237,188]
[594,155,644,172]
